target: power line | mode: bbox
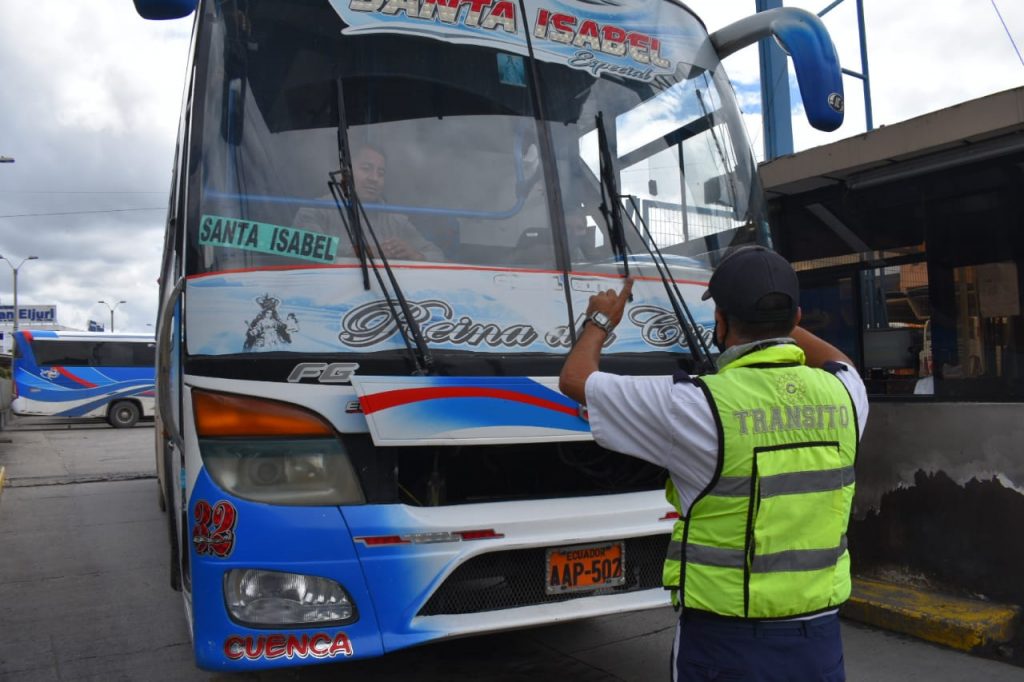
[990,0,1024,68]
[0,188,165,193]
[0,207,165,219]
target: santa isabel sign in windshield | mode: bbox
[330,0,707,83]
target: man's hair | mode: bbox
[726,293,797,340]
[352,142,387,164]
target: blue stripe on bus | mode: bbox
[56,384,156,417]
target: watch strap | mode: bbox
[584,312,614,334]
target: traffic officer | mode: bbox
[559,246,868,681]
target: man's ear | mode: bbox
[714,308,727,345]
[793,307,803,329]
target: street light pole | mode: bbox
[98,299,127,332]
[0,255,40,333]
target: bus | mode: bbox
[138,0,844,671]
[11,330,155,428]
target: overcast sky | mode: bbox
[0,0,1022,333]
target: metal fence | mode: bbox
[637,199,741,248]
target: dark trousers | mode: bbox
[672,611,845,681]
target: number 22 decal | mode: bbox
[193,499,238,558]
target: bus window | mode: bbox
[32,340,93,367]
[96,342,134,367]
[133,343,157,367]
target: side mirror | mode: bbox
[133,0,197,20]
[710,7,844,132]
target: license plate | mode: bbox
[545,541,625,594]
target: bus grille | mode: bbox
[418,534,671,616]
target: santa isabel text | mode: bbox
[347,0,671,70]
[199,214,339,264]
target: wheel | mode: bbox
[108,400,140,428]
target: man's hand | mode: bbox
[560,277,634,404]
[586,278,633,329]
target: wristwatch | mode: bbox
[584,311,614,334]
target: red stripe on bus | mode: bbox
[186,264,708,287]
[54,366,97,388]
[360,386,578,417]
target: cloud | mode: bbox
[0,1,190,333]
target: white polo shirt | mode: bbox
[584,349,869,515]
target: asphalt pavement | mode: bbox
[1,415,1022,681]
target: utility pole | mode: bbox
[98,300,127,332]
[0,255,40,332]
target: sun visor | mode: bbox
[350,375,592,446]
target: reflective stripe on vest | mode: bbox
[661,344,858,618]
[687,535,848,572]
[709,466,855,499]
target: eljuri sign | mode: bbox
[0,305,57,324]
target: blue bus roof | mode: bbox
[18,330,154,342]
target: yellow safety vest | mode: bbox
[662,344,858,618]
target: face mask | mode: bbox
[713,320,728,353]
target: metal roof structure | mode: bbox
[761,86,1024,198]
[758,86,1024,266]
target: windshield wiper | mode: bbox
[624,195,716,374]
[329,78,435,376]
[593,113,714,373]
[595,112,630,281]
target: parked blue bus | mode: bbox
[11,330,155,428]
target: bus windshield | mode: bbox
[185,0,762,360]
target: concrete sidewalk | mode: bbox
[843,576,1021,661]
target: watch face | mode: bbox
[592,312,610,326]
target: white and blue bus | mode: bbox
[11,330,155,428]
[140,0,844,671]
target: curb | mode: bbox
[842,577,1021,652]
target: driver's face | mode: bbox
[352,147,386,201]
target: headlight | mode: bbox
[200,438,365,506]
[225,569,357,626]
[193,389,365,506]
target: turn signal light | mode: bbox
[193,389,334,437]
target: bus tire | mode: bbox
[108,400,140,428]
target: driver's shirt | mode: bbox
[293,204,444,261]
[583,346,869,515]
